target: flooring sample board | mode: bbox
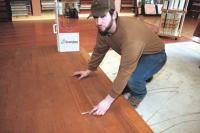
[0,45,153,133]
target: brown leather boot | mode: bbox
[128,96,143,108]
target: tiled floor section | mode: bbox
[93,41,200,133]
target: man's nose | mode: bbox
[97,18,103,25]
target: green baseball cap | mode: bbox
[87,0,115,19]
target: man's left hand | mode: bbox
[89,95,115,116]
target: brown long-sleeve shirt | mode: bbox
[88,17,165,98]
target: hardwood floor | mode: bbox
[0,19,97,52]
[0,21,56,48]
[0,20,153,132]
[0,15,198,132]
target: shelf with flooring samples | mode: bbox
[41,0,55,11]
[187,0,200,19]
[121,0,138,14]
[79,0,91,10]
[10,0,31,17]
[192,21,200,43]
[158,0,189,39]
[40,0,79,14]
[140,0,163,16]
[0,0,12,21]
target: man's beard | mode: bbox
[98,18,113,36]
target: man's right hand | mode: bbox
[72,69,93,80]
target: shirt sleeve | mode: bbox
[109,41,145,98]
[88,34,110,71]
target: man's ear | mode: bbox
[112,10,117,20]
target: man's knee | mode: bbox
[127,79,147,95]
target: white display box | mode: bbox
[53,0,80,53]
[57,32,80,52]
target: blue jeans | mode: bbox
[127,50,167,99]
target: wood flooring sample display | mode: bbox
[0,46,153,133]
